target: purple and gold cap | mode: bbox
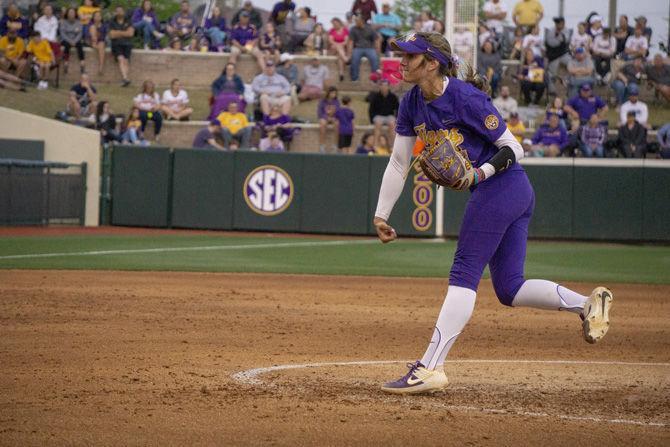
[389,33,454,68]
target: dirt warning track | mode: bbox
[0,270,668,445]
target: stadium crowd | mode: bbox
[0,0,669,157]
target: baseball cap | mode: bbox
[580,83,592,91]
[210,119,221,126]
[509,111,519,118]
[575,47,585,54]
[553,16,565,23]
[240,11,250,17]
[589,15,602,24]
[628,84,639,95]
[265,60,275,67]
[389,33,454,68]
[635,16,646,22]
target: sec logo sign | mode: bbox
[243,165,294,216]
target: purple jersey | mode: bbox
[335,107,355,136]
[396,77,514,170]
[230,24,257,45]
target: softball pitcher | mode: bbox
[374,32,613,395]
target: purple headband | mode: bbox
[390,34,455,68]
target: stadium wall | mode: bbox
[0,107,100,226]
[107,147,670,241]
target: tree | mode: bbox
[394,0,445,31]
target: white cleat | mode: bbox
[582,287,613,344]
[381,361,449,395]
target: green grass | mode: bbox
[0,234,669,284]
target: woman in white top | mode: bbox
[591,28,616,81]
[34,4,59,42]
[133,80,163,140]
[161,78,193,120]
[570,22,592,52]
[521,24,543,58]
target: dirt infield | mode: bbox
[1,270,668,446]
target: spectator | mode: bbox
[329,18,350,82]
[419,11,436,33]
[28,0,50,29]
[375,134,391,155]
[565,83,607,124]
[567,47,595,97]
[276,53,299,103]
[26,31,54,90]
[33,4,59,57]
[624,25,648,60]
[619,84,648,127]
[478,40,502,97]
[109,6,134,87]
[270,0,295,45]
[618,111,647,158]
[60,7,85,74]
[453,25,475,64]
[133,80,163,141]
[88,11,106,75]
[168,36,184,51]
[516,48,545,105]
[482,0,508,36]
[229,11,265,71]
[372,3,401,56]
[161,78,193,121]
[193,120,226,150]
[509,26,525,60]
[132,0,163,51]
[204,6,227,50]
[579,114,606,157]
[521,24,542,57]
[477,23,495,50]
[356,132,376,155]
[77,0,99,33]
[259,22,282,62]
[288,7,315,53]
[95,101,122,144]
[611,56,644,105]
[0,30,27,79]
[347,14,380,82]
[614,15,633,57]
[645,54,670,102]
[0,4,29,39]
[252,60,292,115]
[298,57,331,102]
[587,15,603,38]
[261,103,296,145]
[570,22,591,52]
[167,1,195,49]
[366,79,398,145]
[545,16,571,96]
[122,107,148,145]
[260,131,286,152]
[336,95,355,153]
[512,0,543,31]
[317,86,340,152]
[634,16,652,43]
[211,63,246,118]
[305,22,328,56]
[216,102,253,150]
[492,85,518,121]
[591,27,616,83]
[351,0,378,23]
[68,73,97,119]
[530,112,566,157]
[657,123,670,159]
[546,96,568,129]
[233,1,263,31]
[506,111,526,143]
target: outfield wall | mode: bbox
[108,146,670,242]
[0,107,100,226]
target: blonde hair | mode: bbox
[414,32,490,95]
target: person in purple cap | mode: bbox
[373,32,613,395]
[564,82,607,125]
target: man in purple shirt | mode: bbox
[229,11,265,70]
[564,83,608,124]
[270,0,295,44]
[166,1,195,47]
[530,112,567,156]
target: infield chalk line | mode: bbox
[0,239,381,260]
[231,359,670,428]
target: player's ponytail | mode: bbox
[416,32,491,95]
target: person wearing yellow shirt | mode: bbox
[506,112,526,144]
[77,0,100,27]
[512,0,543,30]
[0,31,28,78]
[26,31,55,89]
[216,101,253,149]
